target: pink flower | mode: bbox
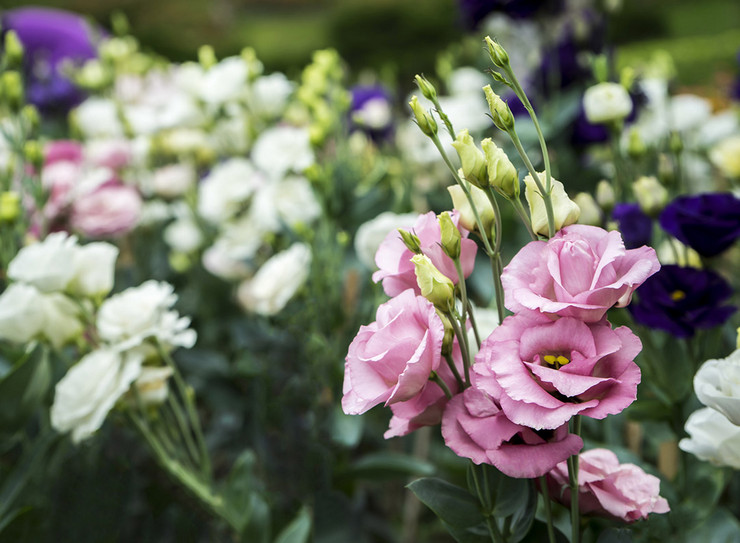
[372,211,477,297]
[342,289,445,415]
[546,448,670,522]
[45,140,84,165]
[86,139,133,170]
[477,313,641,430]
[442,382,583,478]
[502,225,659,322]
[70,182,142,238]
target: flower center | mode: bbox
[670,290,686,302]
[543,354,570,369]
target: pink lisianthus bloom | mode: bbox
[342,289,446,415]
[70,181,142,238]
[385,343,464,438]
[502,225,660,322]
[372,211,477,297]
[42,140,85,220]
[442,379,583,478]
[85,139,133,170]
[478,313,641,430]
[545,448,670,522]
[45,140,84,165]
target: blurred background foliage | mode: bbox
[2,0,739,91]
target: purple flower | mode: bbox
[629,265,736,338]
[612,203,653,249]
[659,193,740,257]
[349,85,394,141]
[2,7,99,113]
[457,0,563,28]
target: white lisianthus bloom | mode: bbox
[150,163,196,199]
[0,283,47,343]
[273,176,322,228]
[198,158,263,223]
[669,94,712,133]
[202,240,253,280]
[97,280,196,351]
[583,82,633,124]
[694,350,740,425]
[51,348,144,443]
[251,72,294,118]
[252,125,314,180]
[40,293,84,348]
[237,243,311,316]
[710,135,740,179]
[200,56,248,105]
[133,366,174,405]
[354,211,418,269]
[164,217,204,253]
[74,97,124,138]
[524,173,580,236]
[68,242,119,297]
[632,175,668,216]
[679,407,740,469]
[447,67,489,98]
[8,232,79,292]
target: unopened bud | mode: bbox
[0,191,21,222]
[633,175,668,217]
[23,140,43,169]
[484,36,510,68]
[489,70,509,86]
[448,183,495,238]
[627,128,646,159]
[198,45,217,69]
[398,229,422,254]
[574,192,602,226]
[414,74,437,101]
[481,138,518,198]
[3,31,24,68]
[409,95,437,137]
[436,310,455,355]
[669,131,683,155]
[524,173,580,236]
[451,129,487,188]
[592,55,609,84]
[240,47,264,79]
[483,85,514,131]
[583,82,632,124]
[411,254,455,310]
[620,66,636,91]
[438,212,461,259]
[596,180,615,211]
[658,153,675,185]
[21,104,39,133]
[0,71,24,110]
[111,11,130,36]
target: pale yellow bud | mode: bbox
[583,82,632,124]
[447,184,495,237]
[411,254,455,310]
[438,212,461,259]
[484,36,510,68]
[633,176,668,217]
[451,129,487,188]
[481,138,518,198]
[0,191,21,222]
[483,85,514,131]
[408,95,437,137]
[415,74,437,101]
[524,173,580,236]
[574,192,602,226]
[596,180,616,211]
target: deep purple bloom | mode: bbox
[457,0,563,28]
[659,193,740,257]
[2,7,99,113]
[612,203,653,249]
[349,85,394,141]
[629,265,736,338]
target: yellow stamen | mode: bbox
[543,355,557,365]
[556,355,570,366]
[671,290,686,301]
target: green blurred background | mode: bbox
[3,0,740,91]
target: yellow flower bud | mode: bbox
[447,184,495,237]
[0,71,24,111]
[411,254,455,310]
[596,180,615,211]
[483,85,514,132]
[198,45,217,69]
[524,172,580,236]
[633,175,668,217]
[709,135,740,179]
[438,211,461,259]
[3,31,24,68]
[451,129,487,188]
[627,128,646,159]
[409,95,437,137]
[0,191,21,222]
[481,138,518,198]
[573,192,602,226]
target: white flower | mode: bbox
[51,348,144,443]
[74,98,124,138]
[354,211,418,269]
[237,243,311,316]
[39,293,84,348]
[164,216,204,253]
[273,175,322,228]
[679,407,740,469]
[202,239,253,280]
[669,94,712,133]
[200,56,248,105]
[710,135,740,179]
[632,175,668,216]
[251,72,294,117]
[447,67,489,97]
[583,82,633,124]
[97,280,196,351]
[68,242,119,297]
[133,366,174,405]
[0,283,47,343]
[8,232,79,292]
[524,173,580,236]
[150,163,196,199]
[252,125,314,180]
[694,350,740,425]
[198,158,262,223]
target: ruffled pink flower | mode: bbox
[342,289,445,415]
[45,140,84,165]
[478,313,641,430]
[70,182,142,238]
[502,225,659,322]
[372,211,477,297]
[546,448,670,522]
[441,381,583,478]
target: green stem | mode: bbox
[430,372,453,399]
[443,352,465,390]
[465,300,482,349]
[608,124,626,202]
[430,96,456,140]
[539,476,557,543]
[448,314,471,386]
[167,393,202,469]
[567,415,582,543]
[470,463,505,543]
[509,195,538,241]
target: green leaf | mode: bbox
[596,527,633,543]
[407,477,487,543]
[345,452,435,480]
[0,344,50,433]
[507,479,537,543]
[274,506,312,543]
[239,493,271,543]
[685,508,740,543]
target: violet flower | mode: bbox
[349,85,394,141]
[612,203,653,249]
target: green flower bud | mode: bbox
[448,184,495,239]
[198,45,217,69]
[658,153,675,185]
[627,128,646,159]
[489,70,509,86]
[483,85,514,132]
[0,71,24,110]
[481,138,518,198]
[484,36,510,68]
[3,31,24,68]
[669,131,683,155]
[451,129,487,188]
[111,11,130,36]
[398,229,422,254]
[573,192,602,226]
[633,175,668,217]
[21,104,39,133]
[438,211,461,259]
[409,95,437,137]
[436,309,455,355]
[595,180,615,212]
[240,47,264,79]
[23,140,43,169]
[415,74,437,101]
[411,254,455,310]
[0,191,21,222]
[592,54,609,84]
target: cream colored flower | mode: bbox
[524,173,580,236]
